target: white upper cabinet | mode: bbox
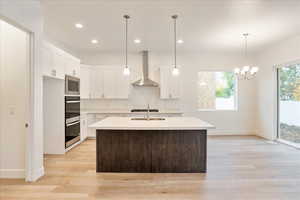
[103,69,116,99]
[42,42,64,79]
[80,65,130,99]
[115,69,130,99]
[65,56,80,78]
[80,65,92,99]
[159,66,180,99]
[42,41,80,79]
[91,68,104,99]
[41,44,54,77]
[52,51,66,79]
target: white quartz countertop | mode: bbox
[81,110,183,114]
[89,117,215,130]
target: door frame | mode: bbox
[0,15,35,181]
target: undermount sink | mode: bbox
[131,117,166,121]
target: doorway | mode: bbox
[0,18,31,179]
[277,63,300,147]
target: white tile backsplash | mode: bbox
[81,86,180,111]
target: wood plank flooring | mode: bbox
[1,136,300,200]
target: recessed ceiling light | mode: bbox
[134,39,141,44]
[177,39,184,44]
[75,23,83,29]
[91,39,99,44]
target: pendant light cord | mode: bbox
[243,33,248,61]
[124,15,130,68]
[172,15,178,69]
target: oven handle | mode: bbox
[66,121,80,127]
[66,101,80,104]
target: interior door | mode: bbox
[0,19,30,178]
[277,64,300,146]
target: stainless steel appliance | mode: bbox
[65,96,80,148]
[65,75,80,95]
[132,51,159,87]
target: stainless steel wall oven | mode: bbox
[65,96,80,148]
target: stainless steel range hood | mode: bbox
[132,51,159,87]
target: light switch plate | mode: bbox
[8,106,15,115]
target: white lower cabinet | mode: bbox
[80,114,88,141]
[80,65,130,99]
[86,114,103,138]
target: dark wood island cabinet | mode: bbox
[90,117,214,173]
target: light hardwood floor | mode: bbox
[1,136,300,200]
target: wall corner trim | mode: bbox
[27,166,44,182]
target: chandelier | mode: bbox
[234,33,258,80]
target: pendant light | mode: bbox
[172,15,179,76]
[123,15,130,76]
[234,33,259,80]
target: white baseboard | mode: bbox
[0,168,25,179]
[208,129,258,136]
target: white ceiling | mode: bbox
[42,0,300,55]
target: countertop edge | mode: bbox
[91,127,214,130]
[81,110,184,114]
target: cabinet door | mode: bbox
[160,67,171,99]
[88,66,130,99]
[91,68,104,99]
[80,116,88,141]
[160,67,180,99]
[41,45,54,77]
[169,72,180,99]
[66,58,80,78]
[53,51,66,79]
[74,59,81,78]
[64,57,73,77]
[80,66,91,99]
[103,69,117,99]
[115,69,130,98]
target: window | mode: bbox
[198,71,237,110]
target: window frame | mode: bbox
[197,69,238,112]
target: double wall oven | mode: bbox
[65,75,80,148]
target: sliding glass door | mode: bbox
[278,64,300,146]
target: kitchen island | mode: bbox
[90,117,214,173]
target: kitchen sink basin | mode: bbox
[131,117,166,121]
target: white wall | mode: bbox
[0,0,44,181]
[255,35,300,140]
[81,51,258,135]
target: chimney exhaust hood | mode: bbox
[132,51,159,87]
